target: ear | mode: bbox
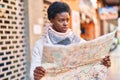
[50,19,54,24]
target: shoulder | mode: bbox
[70,32,80,40]
[70,32,86,43]
[33,38,44,49]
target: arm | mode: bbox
[30,39,45,80]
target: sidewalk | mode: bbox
[107,45,120,80]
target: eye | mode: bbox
[66,19,69,22]
[58,19,64,22]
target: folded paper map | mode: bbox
[41,30,116,80]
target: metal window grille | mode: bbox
[0,0,26,80]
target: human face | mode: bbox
[50,12,70,33]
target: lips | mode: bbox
[63,27,68,30]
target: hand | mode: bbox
[34,66,46,80]
[101,55,111,68]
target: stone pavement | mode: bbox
[107,45,120,80]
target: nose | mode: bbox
[63,20,68,26]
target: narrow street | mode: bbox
[107,45,120,80]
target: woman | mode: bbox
[30,1,111,80]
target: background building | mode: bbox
[0,0,26,79]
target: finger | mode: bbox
[34,77,39,80]
[102,58,110,63]
[103,57,110,61]
[106,63,111,68]
[34,72,44,79]
[34,76,43,80]
[106,55,111,60]
[102,56,109,61]
[107,61,111,66]
[103,61,111,67]
[34,69,45,74]
[36,67,46,73]
[36,66,44,70]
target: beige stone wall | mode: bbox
[27,0,44,58]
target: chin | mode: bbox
[58,29,67,33]
[62,30,67,33]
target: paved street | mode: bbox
[107,45,120,80]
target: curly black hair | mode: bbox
[47,1,71,20]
